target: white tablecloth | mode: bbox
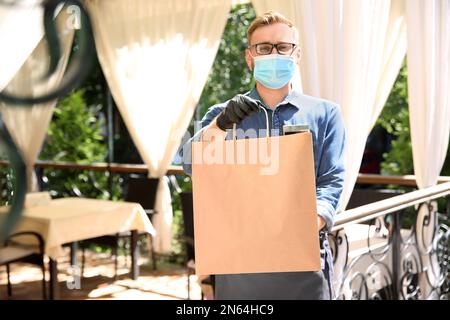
[1,198,155,259]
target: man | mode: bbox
[180,11,345,299]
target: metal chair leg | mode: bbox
[150,236,157,270]
[113,243,118,280]
[125,237,130,269]
[41,260,47,300]
[81,246,86,278]
[6,263,12,297]
[145,234,157,270]
[187,270,191,300]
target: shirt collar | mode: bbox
[247,86,302,110]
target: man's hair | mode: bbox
[247,10,299,44]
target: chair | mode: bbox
[0,231,46,299]
[122,175,159,270]
[180,191,214,300]
[80,175,159,278]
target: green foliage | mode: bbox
[39,90,121,200]
[378,60,450,178]
[41,91,106,163]
[196,4,256,119]
[0,167,13,206]
[0,144,12,205]
[377,62,414,176]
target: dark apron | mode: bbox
[214,230,334,300]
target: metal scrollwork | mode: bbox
[399,250,422,299]
[436,218,450,299]
[335,198,450,300]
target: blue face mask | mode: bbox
[253,54,296,89]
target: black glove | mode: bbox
[216,95,260,131]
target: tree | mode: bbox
[39,90,121,199]
[0,166,13,206]
[377,62,413,176]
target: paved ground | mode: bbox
[0,249,206,300]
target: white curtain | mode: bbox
[406,0,450,298]
[0,1,54,91]
[86,0,231,253]
[0,9,74,191]
[407,0,450,189]
[252,0,407,210]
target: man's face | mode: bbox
[246,23,301,71]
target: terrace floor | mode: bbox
[0,248,208,300]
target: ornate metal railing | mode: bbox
[331,181,450,300]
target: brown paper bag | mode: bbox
[192,126,320,275]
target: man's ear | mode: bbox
[245,48,253,71]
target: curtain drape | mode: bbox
[252,0,407,210]
[407,0,450,190]
[0,9,74,191]
[406,0,450,298]
[0,2,55,91]
[86,0,231,253]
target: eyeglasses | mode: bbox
[248,42,297,56]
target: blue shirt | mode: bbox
[180,87,346,230]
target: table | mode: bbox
[1,197,155,299]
